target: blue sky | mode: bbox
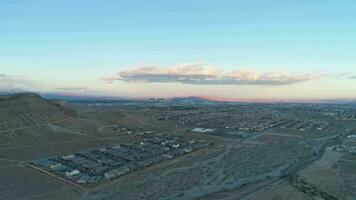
[1,0,356,100]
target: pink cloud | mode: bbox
[103,62,326,86]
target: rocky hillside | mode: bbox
[0,93,76,131]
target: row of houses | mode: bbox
[30,134,209,186]
[279,120,330,131]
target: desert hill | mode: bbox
[0,93,76,131]
[0,93,132,161]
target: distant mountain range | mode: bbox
[1,90,356,105]
[170,96,212,103]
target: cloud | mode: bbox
[350,76,356,79]
[0,74,37,91]
[103,62,326,86]
[54,87,88,92]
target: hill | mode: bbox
[0,93,76,131]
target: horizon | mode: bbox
[2,91,356,105]
[1,1,356,100]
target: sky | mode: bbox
[1,0,356,100]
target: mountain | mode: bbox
[0,93,76,131]
[169,96,212,104]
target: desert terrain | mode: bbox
[0,93,355,200]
